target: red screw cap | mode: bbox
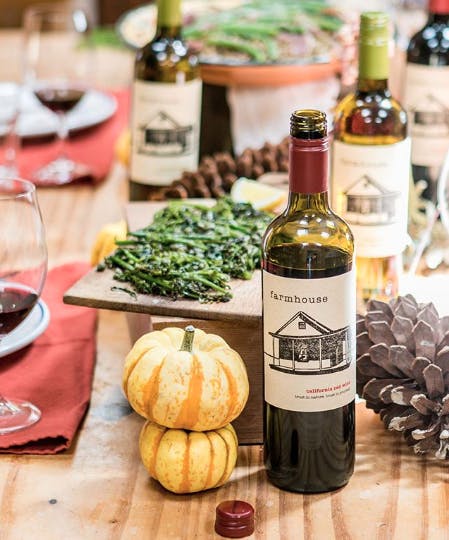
[215,500,255,538]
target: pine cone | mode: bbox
[146,138,290,201]
[357,294,449,459]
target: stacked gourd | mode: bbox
[122,325,250,494]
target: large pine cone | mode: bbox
[357,294,449,459]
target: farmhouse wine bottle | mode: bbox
[403,0,449,204]
[262,110,356,493]
[331,12,409,307]
[129,0,202,201]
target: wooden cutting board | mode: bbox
[63,201,262,323]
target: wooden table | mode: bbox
[1,32,449,540]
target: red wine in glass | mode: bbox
[0,285,39,337]
[34,86,85,114]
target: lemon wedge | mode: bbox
[230,177,287,211]
[91,220,128,266]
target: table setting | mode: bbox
[2,1,449,539]
[0,4,129,187]
[0,3,129,456]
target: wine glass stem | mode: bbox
[0,395,22,415]
[56,111,68,159]
[5,112,18,173]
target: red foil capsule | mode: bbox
[215,500,255,538]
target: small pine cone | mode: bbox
[164,185,189,199]
[198,156,218,177]
[236,150,254,177]
[278,157,289,172]
[357,294,449,459]
[222,172,238,191]
[251,149,264,165]
[214,152,236,176]
[190,173,211,197]
[251,163,265,178]
[262,155,279,172]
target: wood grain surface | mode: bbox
[1,30,449,540]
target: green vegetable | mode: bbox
[101,198,273,303]
[183,0,345,64]
[206,36,267,63]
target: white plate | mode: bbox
[0,299,50,358]
[0,83,117,139]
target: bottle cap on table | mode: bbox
[215,500,255,538]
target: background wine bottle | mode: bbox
[331,12,409,307]
[403,0,449,205]
[262,110,355,493]
[129,0,202,201]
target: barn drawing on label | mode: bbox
[343,174,400,226]
[265,311,352,375]
[137,111,193,156]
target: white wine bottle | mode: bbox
[129,0,202,201]
[262,110,356,493]
[331,12,410,307]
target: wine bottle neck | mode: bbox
[288,135,329,195]
[358,12,389,81]
[156,0,182,35]
[287,192,331,213]
[357,78,389,93]
[156,24,182,39]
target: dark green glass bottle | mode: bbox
[262,110,356,493]
[404,0,449,204]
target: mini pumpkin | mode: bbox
[139,421,238,494]
[123,326,249,431]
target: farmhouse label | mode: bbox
[130,79,202,185]
[263,270,356,413]
[403,64,449,167]
[331,138,410,258]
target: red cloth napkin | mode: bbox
[18,89,130,186]
[0,262,97,454]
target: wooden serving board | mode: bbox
[63,201,262,323]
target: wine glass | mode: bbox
[0,178,47,434]
[0,82,19,180]
[23,4,92,185]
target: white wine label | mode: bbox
[130,79,202,185]
[263,269,356,413]
[331,138,411,258]
[403,64,449,168]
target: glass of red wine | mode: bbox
[23,4,92,185]
[0,178,47,434]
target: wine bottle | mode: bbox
[262,110,356,493]
[129,0,202,201]
[331,12,409,307]
[403,0,449,205]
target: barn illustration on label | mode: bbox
[408,94,449,132]
[343,174,400,226]
[136,111,193,156]
[265,311,352,375]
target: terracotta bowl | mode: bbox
[200,57,341,87]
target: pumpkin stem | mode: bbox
[180,326,195,352]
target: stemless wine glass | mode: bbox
[23,4,91,185]
[0,178,47,434]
